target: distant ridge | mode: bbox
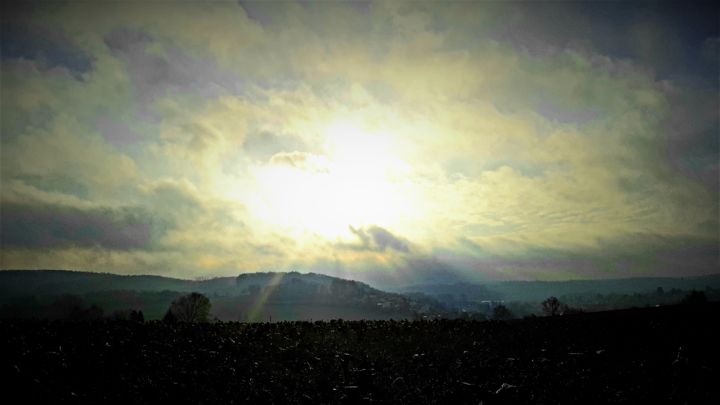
[0,269,374,297]
[3,269,719,301]
[396,274,720,301]
[0,269,438,321]
[0,269,212,297]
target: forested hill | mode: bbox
[0,270,378,299]
[0,270,216,298]
[0,270,438,321]
[3,270,719,321]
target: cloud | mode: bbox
[244,131,309,162]
[268,151,330,173]
[348,225,410,253]
[1,18,92,78]
[0,201,166,250]
[104,28,246,105]
[96,116,143,147]
[1,116,139,200]
[1,1,717,281]
[451,232,720,282]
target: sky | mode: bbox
[1,1,718,286]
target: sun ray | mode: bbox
[245,272,286,322]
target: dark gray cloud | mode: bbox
[104,28,249,105]
[348,225,410,253]
[103,28,153,53]
[367,226,410,253]
[450,233,720,281]
[591,233,719,277]
[0,201,170,250]
[662,87,719,192]
[478,1,718,82]
[104,29,188,103]
[238,1,279,26]
[0,20,92,78]
[398,256,464,284]
[535,100,598,125]
[96,117,143,147]
[240,0,371,28]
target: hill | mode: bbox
[396,274,720,302]
[3,270,719,320]
[0,270,220,297]
[0,270,441,321]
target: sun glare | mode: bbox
[250,120,415,239]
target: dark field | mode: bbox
[2,304,718,404]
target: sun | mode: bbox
[249,119,415,239]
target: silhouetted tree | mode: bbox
[130,310,145,322]
[162,308,177,323]
[492,304,513,320]
[681,290,707,305]
[52,294,86,319]
[166,292,212,322]
[116,309,145,322]
[111,309,131,321]
[85,304,104,320]
[560,304,584,315]
[52,295,103,320]
[542,296,562,316]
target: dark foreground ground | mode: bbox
[2,303,718,404]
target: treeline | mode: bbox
[556,286,719,312]
[0,290,183,321]
[423,287,719,319]
[0,294,139,321]
[2,284,715,322]
[0,292,214,323]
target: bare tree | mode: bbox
[492,304,513,320]
[166,293,212,323]
[681,290,707,305]
[542,296,562,316]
